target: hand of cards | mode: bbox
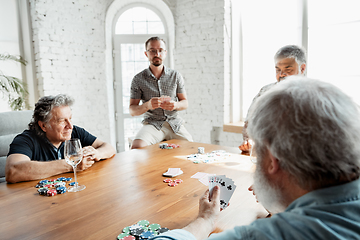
[160,95,171,103]
[208,175,236,210]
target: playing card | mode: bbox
[208,175,236,210]
[191,172,216,186]
[162,168,183,177]
[160,95,171,103]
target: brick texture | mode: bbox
[29,0,243,149]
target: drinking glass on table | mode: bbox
[64,138,86,192]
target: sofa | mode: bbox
[0,110,33,183]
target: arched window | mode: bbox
[113,5,168,151]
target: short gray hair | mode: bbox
[247,76,360,190]
[29,94,74,137]
[274,45,307,66]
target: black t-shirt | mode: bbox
[7,125,96,161]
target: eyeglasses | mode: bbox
[147,49,166,55]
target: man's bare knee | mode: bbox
[131,139,148,149]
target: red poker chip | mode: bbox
[168,182,178,187]
[174,179,183,184]
[47,189,57,196]
[121,236,135,240]
[163,178,172,183]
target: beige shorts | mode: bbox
[134,121,193,145]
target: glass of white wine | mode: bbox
[64,138,86,192]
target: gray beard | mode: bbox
[253,162,287,214]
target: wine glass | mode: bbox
[249,139,257,164]
[64,138,86,192]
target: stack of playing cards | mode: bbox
[208,175,236,210]
[160,95,171,103]
[163,168,183,177]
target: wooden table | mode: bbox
[0,140,267,240]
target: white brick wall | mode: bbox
[29,0,243,149]
[29,0,113,143]
[173,0,242,147]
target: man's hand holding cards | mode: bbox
[160,95,176,111]
[208,175,236,210]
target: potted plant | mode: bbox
[0,53,28,110]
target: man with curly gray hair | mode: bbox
[152,77,360,239]
[5,94,115,183]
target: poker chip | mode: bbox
[163,178,172,183]
[121,236,135,240]
[69,182,77,186]
[122,226,130,234]
[130,228,144,237]
[168,182,178,187]
[38,188,48,195]
[55,182,66,188]
[65,177,72,181]
[35,177,70,197]
[117,233,129,239]
[129,224,142,230]
[39,180,49,184]
[137,220,150,227]
[174,179,183,184]
[118,220,168,240]
[56,186,67,194]
[148,223,161,232]
[157,227,170,234]
[159,143,168,149]
[47,189,57,196]
[198,147,205,154]
[140,231,155,239]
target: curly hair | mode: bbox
[28,94,74,137]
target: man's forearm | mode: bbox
[182,217,214,240]
[129,101,151,116]
[95,142,116,159]
[175,99,188,111]
[6,158,72,183]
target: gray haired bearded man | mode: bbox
[6,94,115,183]
[239,45,307,153]
[151,77,360,240]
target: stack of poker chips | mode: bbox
[159,143,180,149]
[35,177,72,197]
[198,147,205,154]
[163,178,183,187]
[117,220,170,240]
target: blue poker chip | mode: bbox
[57,177,67,181]
[39,180,49,184]
[69,182,77,186]
[140,231,155,239]
[65,177,72,181]
[56,186,67,194]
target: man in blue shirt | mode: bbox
[153,77,360,239]
[5,94,115,183]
